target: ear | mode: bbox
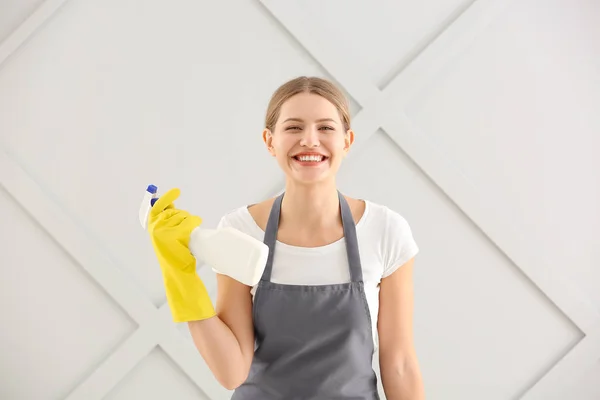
[263,129,276,156]
[343,129,355,154]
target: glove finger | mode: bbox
[185,215,203,230]
[159,212,200,231]
[150,188,181,217]
[155,209,185,227]
[169,214,201,230]
[163,211,191,228]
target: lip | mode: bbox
[291,152,328,157]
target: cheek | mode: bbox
[325,138,347,154]
[273,137,295,154]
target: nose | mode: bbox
[299,127,320,147]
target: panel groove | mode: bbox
[377,0,477,91]
[0,0,70,68]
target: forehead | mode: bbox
[279,93,340,121]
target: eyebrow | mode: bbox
[282,117,338,124]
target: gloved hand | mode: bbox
[147,188,216,323]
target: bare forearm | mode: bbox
[187,317,251,390]
[381,360,425,400]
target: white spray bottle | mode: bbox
[139,184,269,287]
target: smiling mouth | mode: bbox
[292,154,329,164]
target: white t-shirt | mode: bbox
[214,200,419,349]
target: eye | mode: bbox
[319,126,334,131]
[285,126,301,131]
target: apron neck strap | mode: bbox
[260,191,363,283]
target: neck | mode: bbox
[280,179,341,230]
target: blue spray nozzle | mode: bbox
[140,184,159,229]
[146,184,158,194]
[147,184,159,207]
[148,185,159,206]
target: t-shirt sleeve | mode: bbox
[381,208,419,278]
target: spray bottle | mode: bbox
[139,184,269,287]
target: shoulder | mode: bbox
[246,198,275,232]
[359,199,413,233]
[359,199,419,278]
[216,205,255,231]
[216,198,275,237]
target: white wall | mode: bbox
[1,0,598,399]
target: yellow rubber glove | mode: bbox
[147,188,216,323]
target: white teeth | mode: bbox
[296,155,323,162]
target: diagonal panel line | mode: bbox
[63,323,159,400]
[257,0,380,110]
[160,334,231,399]
[0,144,157,324]
[65,305,230,400]
[521,324,600,399]
[377,0,477,91]
[381,0,515,104]
[0,0,70,69]
[344,104,384,159]
[159,303,233,399]
[379,112,600,333]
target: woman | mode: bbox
[147,76,425,399]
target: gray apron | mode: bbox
[231,191,380,399]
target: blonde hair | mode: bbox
[264,76,351,132]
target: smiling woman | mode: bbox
[148,76,425,399]
[263,79,353,186]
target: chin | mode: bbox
[280,158,340,186]
[289,171,335,186]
